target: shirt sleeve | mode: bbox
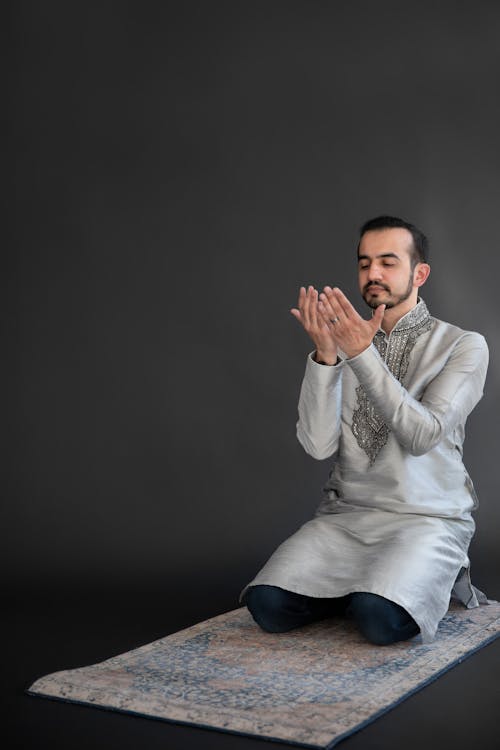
[296,351,345,459]
[346,332,489,456]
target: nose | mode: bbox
[367,264,383,281]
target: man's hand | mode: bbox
[290,286,338,365]
[317,287,385,358]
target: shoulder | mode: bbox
[429,317,489,360]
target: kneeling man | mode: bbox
[240,215,489,645]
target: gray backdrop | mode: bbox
[7,0,499,603]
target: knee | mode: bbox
[243,585,298,633]
[348,592,419,646]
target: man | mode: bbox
[240,215,489,645]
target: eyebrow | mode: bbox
[357,252,401,262]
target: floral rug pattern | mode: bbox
[27,600,500,748]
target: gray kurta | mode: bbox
[240,299,489,642]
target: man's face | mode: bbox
[357,228,417,310]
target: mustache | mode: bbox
[363,282,390,293]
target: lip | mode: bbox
[366,286,387,293]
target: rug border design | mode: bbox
[26,607,500,749]
[324,628,500,748]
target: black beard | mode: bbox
[363,272,414,310]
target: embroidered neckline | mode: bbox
[351,298,433,464]
[374,297,431,335]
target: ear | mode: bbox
[413,263,430,288]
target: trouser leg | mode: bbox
[244,586,420,644]
[347,592,420,645]
[243,584,349,633]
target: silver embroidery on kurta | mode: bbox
[351,300,434,464]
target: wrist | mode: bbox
[344,342,371,360]
[314,350,338,366]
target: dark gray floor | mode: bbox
[8,577,500,750]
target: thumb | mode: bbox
[372,304,386,329]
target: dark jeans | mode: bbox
[243,585,420,646]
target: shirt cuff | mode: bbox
[345,343,386,383]
[305,350,345,382]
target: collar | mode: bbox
[375,297,431,339]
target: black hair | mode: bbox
[358,215,429,265]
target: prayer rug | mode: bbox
[27,600,500,749]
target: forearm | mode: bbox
[296,352,344,459]
[348,346,440,454]
[347,335,488,455]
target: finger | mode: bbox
[318,296,336,323]
[370,303,386,330]
[302,286,313,327]
[317,300,341,337]
[315,308,330,330]
[290,308,303,322]
[321,289,343,323]
[331,287,359,319]
[297,286,306,309]
[309,288,320,328]
[317,305,338,333]
[297,286,306,319]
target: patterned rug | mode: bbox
[27,600,500,749]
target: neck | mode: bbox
[380,292,420,334]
